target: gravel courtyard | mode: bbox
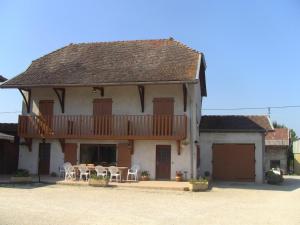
[1,176,300,225]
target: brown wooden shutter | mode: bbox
[64,143,77,165]
[153,98,174,115]
[117,143,131,178]
[93,99,112,135]
[39,100,54,131]
[153,98,174,136]
[39,100,54,116]
[93,99,112,115]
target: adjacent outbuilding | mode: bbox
[199,115,273,183]
[265,128,290,174]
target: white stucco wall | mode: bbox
[18,139,64,175]
[18,138,192,179]
[133,140,191,180]
[264,147,288,174]
[199,132,265,183]
[19,83,202,178]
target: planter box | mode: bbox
[189,182,209,192]
[141,176,149,181]
[89,178,109,187]
[10,176,32,183]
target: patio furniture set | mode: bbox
[61,162,140,182]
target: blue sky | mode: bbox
[0,0,299,135]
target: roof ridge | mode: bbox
[74,38,171,45]
[202,115,269,117]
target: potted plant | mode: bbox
[176,171,183,182]
[189,178,209,192]
[204,171,212,186]
[10,169,32,183]
[88,174,109,187]
[141,171,150,181]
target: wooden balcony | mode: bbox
[18,115,187,140]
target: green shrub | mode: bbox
[14,169,30,177]
[141,171,150,176]
[266,169,284,185]
[189,178,208,184]
[90,174,109,181]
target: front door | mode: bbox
[93,99,112,135]
[156,145,171,180]
[38,143,51,175]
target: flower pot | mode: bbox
[88,178,109,187]
[189,182,209,192]
[10,176,32,183]
[141,176,149,181]
[176,176,183,182]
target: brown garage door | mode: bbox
[212,144,255,182]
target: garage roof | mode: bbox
[199,115,273,133]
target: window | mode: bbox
[80,144,116,166]
[270,160,280,169]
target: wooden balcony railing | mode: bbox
[18,115,187,140]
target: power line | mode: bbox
[0,111,21,114]
[202,105,300,111]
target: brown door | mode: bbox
[64,143,77,165]
[156,145,171,180]
[117,143,131,179]
[93,99,112,135]
[212,144,255,182]
[39,100,54,133]
[0,140,19,174]
[153,98,174,136]
[38,143,51,175]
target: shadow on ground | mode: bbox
[0,183,56,189]
[213,176,300,192]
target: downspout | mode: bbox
[186,83,194,179]
[188,54,201,179]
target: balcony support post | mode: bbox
[24,138,32,152]
[177,140,181,155]
[182,84,187,112]
[53,88,65,113]
[18,88,31,113]
[58,139,65,153]
[128,140,134,154]
[137,85,145,113]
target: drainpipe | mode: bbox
[186,83,194,179]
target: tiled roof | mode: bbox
[0,123,18,136]
[199,115,273,132]
[266,128,289,140]
[1,39,206,90]
[0,75,7,82]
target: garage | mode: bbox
[199,115,274,183]
[212,144,255,181]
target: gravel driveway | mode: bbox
[0,176,300,225]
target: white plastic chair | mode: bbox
[78,165,90,181]
[127,165,140,182]
[64,164,75,180]
[108,166,121,182]
[60,162,71,178]
[95,165,107,178]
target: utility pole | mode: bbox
[267,107,271,118]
